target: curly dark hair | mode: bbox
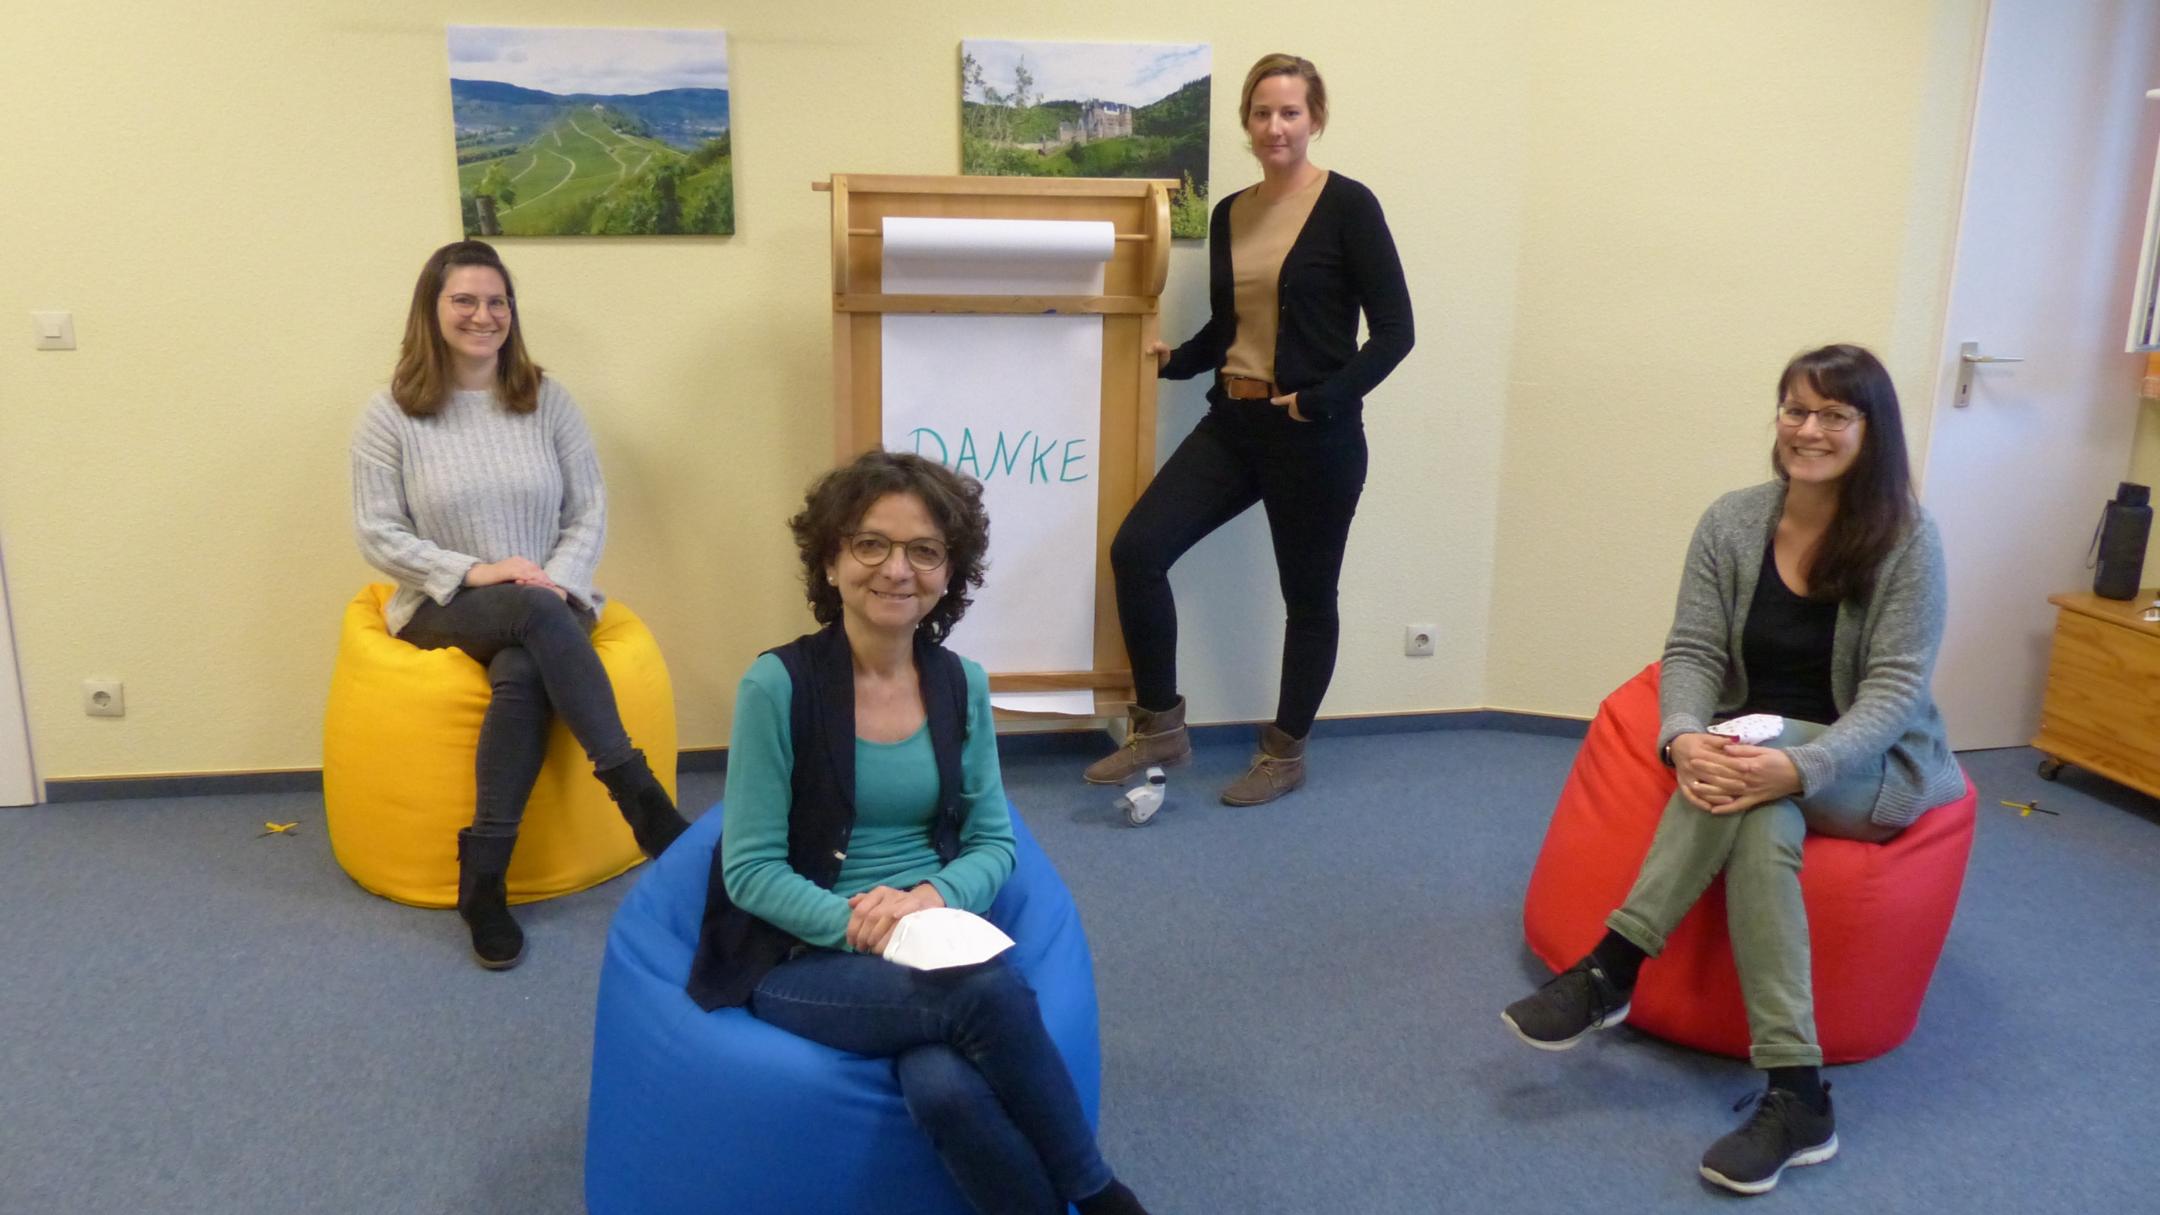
[790,450,990,642]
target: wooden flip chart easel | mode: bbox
[814,173,1176,717]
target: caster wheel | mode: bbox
[2037,758,2064,781]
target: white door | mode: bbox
[1918,0,2160,750]
[0,540,37,806]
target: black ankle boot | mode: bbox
[596,749,688,858]
[1076,1180,1150,1215]
[456,829,525,970]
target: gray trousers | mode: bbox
[1605,719,1896,1069]
[401,584,631,839]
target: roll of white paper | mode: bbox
[882,217,1115,295]
[884,216,1115,265]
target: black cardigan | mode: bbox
[1161,171,1414,421]
[684,623,970,1011]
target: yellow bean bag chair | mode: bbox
[324,584,676,908]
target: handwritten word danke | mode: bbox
[907,428,1089,484]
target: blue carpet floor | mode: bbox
[1,729,2154,1213]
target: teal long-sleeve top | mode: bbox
[719,651,1017,950]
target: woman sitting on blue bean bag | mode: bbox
[687,450,1152,1215]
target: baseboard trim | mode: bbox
[36,709,1587,803]
[679,746,728,773]
[995,707,1591,756]
[42,768,325,804]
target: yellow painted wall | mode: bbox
[0,0,1986,780]
[1483,0,1988,716]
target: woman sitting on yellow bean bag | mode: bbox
[349,239,687,970]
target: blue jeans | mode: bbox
[401,583,634,837]
[748,950,1112,1215]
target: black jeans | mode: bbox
[402,583,635,838]
[1110,398,1369,738]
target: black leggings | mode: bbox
[401,583,635,838]
[1109,400,1368,738]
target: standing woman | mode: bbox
[352,240,688,971]
[1500,345,1963,1195]
[1086,53,1414,804]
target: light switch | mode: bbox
[32,311,75,351]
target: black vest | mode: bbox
[685,623,970,1011]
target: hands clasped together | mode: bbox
[465,556,568,601]
[845,882,947,955]
[1669,732,1803,816]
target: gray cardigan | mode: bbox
[350,377,606,636]
[1657,481,1963,829]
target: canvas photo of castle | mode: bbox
[960,40,1210,239]
[448,26,732,238]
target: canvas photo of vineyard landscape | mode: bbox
[448,26,732,238]
[960,41,1210,239]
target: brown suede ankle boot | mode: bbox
[1083,698,1192,785]
[1219,724,1307,805]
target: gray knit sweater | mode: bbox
[1657,481,1962,829]
[351,377,606,637]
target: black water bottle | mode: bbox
[2093,481,2152,600]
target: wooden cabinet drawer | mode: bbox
[2034,606,2160,794]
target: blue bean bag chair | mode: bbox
[585,802,1102,1215]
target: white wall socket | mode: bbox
[83,679,125,717]
[1404,624,1437,657]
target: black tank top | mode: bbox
[1737,542,1840,725]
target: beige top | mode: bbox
[1221,169,1330,383]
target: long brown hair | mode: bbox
[1773,344,1915,603]
[390,240,542,416]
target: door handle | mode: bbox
[1955,340,2024,407]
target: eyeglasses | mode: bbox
[442,293,512,317]
[844,532,948,571]
[1775,402,1862,432]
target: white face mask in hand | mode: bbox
[1707,714,1784,746]
[881,908,1016,971]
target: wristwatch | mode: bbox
[1659,739,1677,768]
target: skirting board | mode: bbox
[36,708,1589,804]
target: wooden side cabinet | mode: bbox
[2032,590,2160,796]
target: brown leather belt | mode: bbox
[1220,374,1277,401]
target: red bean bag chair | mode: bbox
[1521,663,1977,1064]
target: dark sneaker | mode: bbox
[1501,957,1632,1050]
[1699,1086,1838,1195]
